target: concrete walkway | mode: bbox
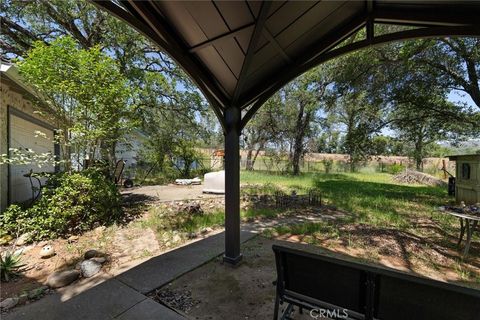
[5,231,256,320]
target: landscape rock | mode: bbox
[18,293,28,305]
[16,233,32,246]
[94,226,106,234]
[67,235,79,242]
[80,260,102,278]
[84,249,102,259]
[90,257,107,264]
[200,227,213,234]
[187,232,197,239]
[37,240,48,247]
[0,234,14,246]
[0,297,19,310]
[40,245,55,258]
[46,270,80,288]
[153,288,200,313]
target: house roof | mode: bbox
[448,154,480,160]
[1,63,39,98]
[93,0,480,125]
[1,63,71,126]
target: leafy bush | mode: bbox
[321,159,334,174]
[388,164,406,175]
[0,169,122,240]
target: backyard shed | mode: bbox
[448,154,480,205]
[0,62,60,212]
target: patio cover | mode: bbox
[93,0,480,264]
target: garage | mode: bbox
[1,62,60,212]
[8,107,57,204]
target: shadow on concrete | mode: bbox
[4,231,256,320]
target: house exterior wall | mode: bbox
[0,80,57,212]
[0,84,7,213]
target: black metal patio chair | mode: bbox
[272,244,480,320]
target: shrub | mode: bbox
[388,164,405,175]
[0,205,27,237]
[321,159,334,174]
[0,169,122,240]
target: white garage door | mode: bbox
[9,113,55,204]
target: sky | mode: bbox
[448,90,476,107]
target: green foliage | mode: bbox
[2,0,478,178]
[180,210,225,234]
[242,171,449,231]
[0,169,122,240]
[138,68,213,179]
[388,164,405,175]
[321,159,334,174]
[17,36,134,170]
[169,140,202,178]
[1,251,25,282]
[241,182,281,196]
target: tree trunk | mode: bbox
[251,147,262,170]
[350,158,356,173]
[291,102,311,176]
[292,141,303,175]
[414,130,424,171]
[245,149,253,170]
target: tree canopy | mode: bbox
[1,0,478,176]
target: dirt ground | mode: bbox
[0,212,220,301]
[153,236,367,320]
[153,236,283,320]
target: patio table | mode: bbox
[444,210,480,257]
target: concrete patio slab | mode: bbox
[4,231,256,320]
[4,279,146,320]
[116,231,256,293]
[116,298,184,320]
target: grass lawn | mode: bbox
[242,171,450,229]
[241,171,479,287]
